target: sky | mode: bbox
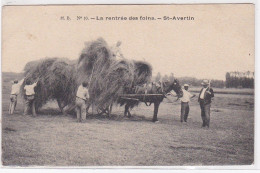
[2,4,255,80]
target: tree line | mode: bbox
[225,71,254,88]
[153,71,254,88]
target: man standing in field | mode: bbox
[9,78,25,114]
[179,84,196,123]
[23,79,38,117]
[75,82,90,122]
[198,80,214,128]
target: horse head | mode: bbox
[163,79,183,98]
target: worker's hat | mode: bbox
[201,79,209,85]
[184,84,189,87]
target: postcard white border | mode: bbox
[0,0,259,172]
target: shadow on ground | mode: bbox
[37,108,153,122]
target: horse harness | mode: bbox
[142,81,166,106]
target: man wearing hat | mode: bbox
[75,81,90,122]
[9,78,25,114]
[198,80,214,127]
[179,84,196,122]
[23,79,39,116]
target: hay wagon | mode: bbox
[96,93,165,117]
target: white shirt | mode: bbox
[180,89,193,102]
[11,79,24,95]
[170,90,177,97]
[200,88,207,99]
[24,82,37,95]
[112,46,124,60]
[76,85,89,100]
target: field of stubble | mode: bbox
[2,75,254,166]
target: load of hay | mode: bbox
[77,38,152,110]
[22,37,152,114]
[133,60,152,86]
[89,59,135,109]
[114,60,153,109]
[22,58,77,111]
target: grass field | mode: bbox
[1,73,254,166]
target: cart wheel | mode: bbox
[96,107,103,115]
[97,107,107,116]
[108,104,113,117]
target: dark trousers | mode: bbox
[181,102,189,122]
[199,101,211,127]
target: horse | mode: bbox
[120,79,183,122]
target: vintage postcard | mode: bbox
[1,4,255,167]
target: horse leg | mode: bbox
[124,104,132,117]
[124,104,128,117]
[152,102,160,122]
[35,102,40,114]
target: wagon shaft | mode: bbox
[119,94,164,97]
[120,97,140,101]
[118,94,165,102]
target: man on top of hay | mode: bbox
[179,84,195,123]
[111,41,124,60]
[198,80,214,128]
[9,78,25,114]
[75,82,90,122]
[23,79,38,117]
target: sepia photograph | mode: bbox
[1,4,255,167]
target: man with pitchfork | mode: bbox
[198,80,214,128]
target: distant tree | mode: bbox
[226,71,254,88]
[169,73,175,83]
[162,74,169,82]
[226,72,230,88]
[246,71,250,78]
[211,80,225,88]
[155,72,161,82]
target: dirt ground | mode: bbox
[1,80,254,166]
